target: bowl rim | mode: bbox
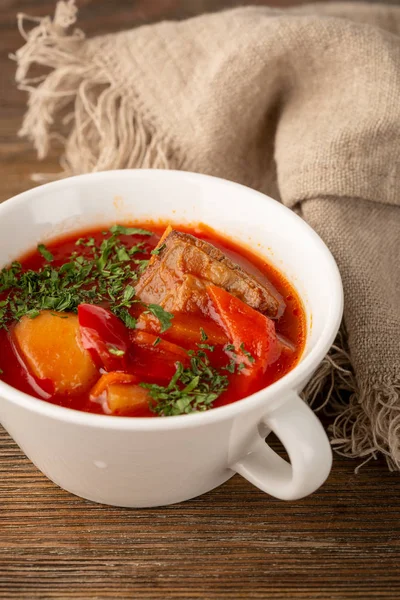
[0,169,343,430]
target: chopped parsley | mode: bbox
[0,225,155,329]
[200,327,208,341]
[198,343,215,352]
[37,244,53,262]
[223,360,236,374]
[118,310,137,329]
[222,342,256,374]
[240,342,255,363]
[225,344,235,353]
[76,237,95,247]
[151,243,166,256]
[145,304,174,333]
[108,347,125,357]
[153,337,162,347]
[141,349,228,416]
[123,285,135,302]
[135,259,150,273]
[109,225,153,237]
[116,246,130,262]
[128,245,144,257]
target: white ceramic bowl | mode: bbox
[0,170,343,507]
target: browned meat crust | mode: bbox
[135,230,285,318]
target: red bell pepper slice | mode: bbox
[78,304,130,372]
[207,285,280,393]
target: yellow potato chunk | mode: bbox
[13,311,98,395]
[107,384,150,413]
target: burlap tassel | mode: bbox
[303,328,400,471]
[10,0,180,182]
[10,1,400,471]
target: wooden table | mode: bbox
[1,2,399,599]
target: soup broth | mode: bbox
[0,223,306,417]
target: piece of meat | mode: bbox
[135,230,285,318]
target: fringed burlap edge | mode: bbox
[303,328,400,471]
[10,1,400,471]
[10,1,183,182]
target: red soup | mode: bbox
[0,223,306,417]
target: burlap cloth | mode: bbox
[12,1,400,469]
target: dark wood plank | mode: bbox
[1,424,399,600]
[0,2,399,600]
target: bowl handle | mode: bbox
[230,391,332,500]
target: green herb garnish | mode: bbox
[116,246,130,262]
[135,259,150,273]
[117,309,137,329]
[198,343,215,352]
[141,349,228,416]
[153,337,161,347]
[37,244,54,262]
[108,347,125,357]
[145,304,174,333]
[0,225,152,329]
[200,327,208,341]
[151,243,166,256]
[76,237,95,247]
[223,361,236,374]
[123,285,135,302]
[109,225,152,236]
[240,342,255,363]
[225,344,235,353]
[128,244,144,256]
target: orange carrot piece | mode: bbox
[130,330,189,362]
[147,225,173,268]
[135,311,228,347]
[107,383,150,413]
[90,372,139,400]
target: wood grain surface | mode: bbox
[0,2,399,599]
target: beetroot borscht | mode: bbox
[0,224,306,417]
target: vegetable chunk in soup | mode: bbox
[0,224,306,417]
